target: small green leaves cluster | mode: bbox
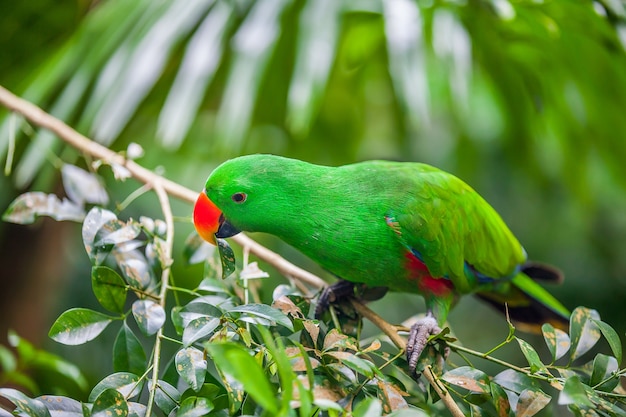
[441,306,625,416]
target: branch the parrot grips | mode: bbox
[193,191,238,278]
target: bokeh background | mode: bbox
[1,0,626,398]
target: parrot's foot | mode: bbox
[315,280,356,318]
[406,314,443,374]
[315,280,388,319]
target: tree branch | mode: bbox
[0,85,326,290]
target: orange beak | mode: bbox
[193,192,222,245]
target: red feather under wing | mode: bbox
[404,251,454,297]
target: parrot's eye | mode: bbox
[232,192,247,203]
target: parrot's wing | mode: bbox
[395,168,526,293]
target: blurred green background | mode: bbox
[1,0,626,397]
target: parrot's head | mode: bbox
[193,154,309,245]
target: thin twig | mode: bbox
[349,300,465,417]
[144,180,175,417]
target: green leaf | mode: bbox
[182,317,220,346]
[91,388,128,417]
[175,347,207,391]
[37,395,83,415]
[541,323,570,362]
[180,301,224,324]
[592,319,622,365]
[132,299,165,336]
[82,207,118,263]
[229,303,294,331]
[177,396,214,417]
[48,308,116,345]
[93,221,141,247]
[2,192,84,224]
[117,251,154,290]
[89,372,142,402]
[150,379,180,415]
[516,388,551,417]
[205,342,278,414]
[0,388,51,417]
[92,266,127,313]
[442,366,491,393]
[216,238,236,278]
[113,323,147,375]
[494,369,539,394]
[589,353,619,392]
[353,397,383,417]
[325,351,376,378]
[558,375,594,408]
[516,337,548,374]
[489,382,512,417]
[61,164,109,205]
[569,307,601,361]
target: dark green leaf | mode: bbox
[494,369,539,394]
[182,317,220,346]
[516,337,548,374]
[180,301,224,324]
[89,372,142,402]
[150,379,180,415]
[325,351,376,378]
[0,388,51,417]
[48,308,116,345]
[592,319,622,364]
[206,342,278,413]
[171,305,184,335]
[93,222,141,247]
[177,396,214,417]
[175,347,207,391]
[37,395,83,416]
[91,266,127,313]
[2,192,84,224]
[61,164,109,205]
[113,323,147,375]
[216,238,236,279]
[541,323,570,363]
[516,388,551,417]
[589,353,619,392]
[91,388,128,417]
[442,366,491,393]
[132,299,165,336]
[489,382,512,417]
[352,397,383,417]
[569,307,601,361]
[559,375,594,408]
[117,250,154,290]
[82,207,118,263]
[229,303,294,331]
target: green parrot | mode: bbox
[193,154,569,372]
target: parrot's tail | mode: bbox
[475,262,570,333]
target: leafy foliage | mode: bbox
[2,162,626,416]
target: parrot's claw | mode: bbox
[315,280,388,318]
[406,315,443,374]
[315,280,357,318]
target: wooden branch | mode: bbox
[0,85,464,417]
[350,300,464,417]
[0,85,326,290]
